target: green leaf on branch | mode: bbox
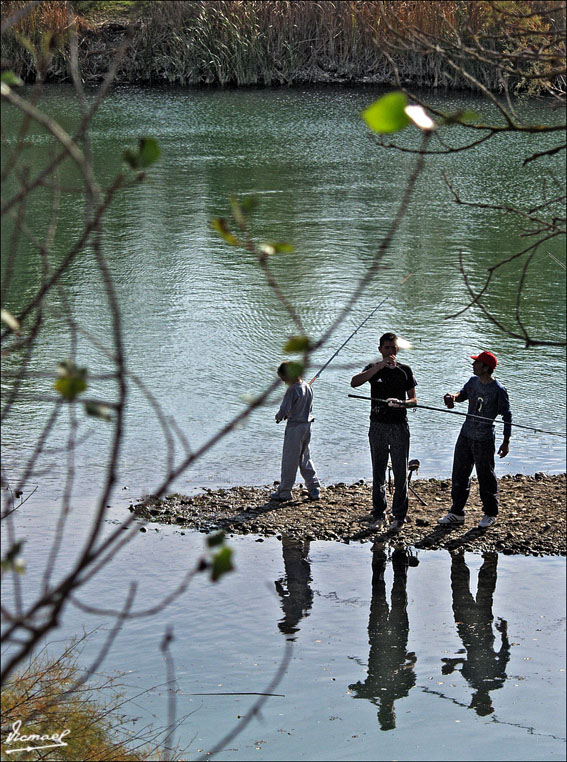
[260,242,295,256]
[228,195,259,228]
[441,110,478,126]
[272,242,295,253]
[1,71,24,86]
[282,361,304,381]
[210,546,234,582]
[54,361,87,401]
[361,92,411,134]
[139,137,161,166]
[212,217,240,246]
[1,541,26,575]
[284,335,311,353]
[85,402,113,421]
[240,195,259,214]
[206,531,226,548]
[123,137,161,169]
[230,196,245,226]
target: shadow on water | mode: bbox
[275,533,314,637]
[443,550,510,716]
[348,544,418,731]
[342,545,511,731]
[273,539,512,728]
[263,534,563,757]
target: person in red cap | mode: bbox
[438,351,512,529]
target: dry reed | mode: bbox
[1,2,565,90]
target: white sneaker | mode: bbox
[478,515,497,529]
[438,512,465,526]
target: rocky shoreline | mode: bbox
[131,473,566,557]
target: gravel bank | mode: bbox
[131,473,566,557]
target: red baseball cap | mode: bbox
[471,351,497,369]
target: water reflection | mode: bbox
[349,545,418,731]
[442,550,510,716]
[275,534,313,637]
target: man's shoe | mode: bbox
[478,514,497,529]
[270,492,290,502]
[369,516,385,531]
[438,512,465,526]
[389,519,404,531]
[361,512,377,523]
[308,488,321,501]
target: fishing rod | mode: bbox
[347,394,567,438]
[308,273,413,386]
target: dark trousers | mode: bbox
[368,421,410,521]
[451,432,498,517]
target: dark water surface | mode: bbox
[2,86,566,760]
[2,86,565,500]
[6,526,565,761]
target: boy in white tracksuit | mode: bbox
[270,362,321,502]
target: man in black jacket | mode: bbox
[351,332,417,531]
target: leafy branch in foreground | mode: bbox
[371,1,566,346]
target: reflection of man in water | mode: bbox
[274,534,313,636]
[349,546,417,731]
[442,550,510,716]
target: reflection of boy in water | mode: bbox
[442,551,510,716]
[349,546,417,731]
[274,534,313,636]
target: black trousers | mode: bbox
[451,432,498,517]
[368,421,410,521]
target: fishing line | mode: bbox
[347,394,567,438]
[308,272,413,386]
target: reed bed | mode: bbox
[1,1,565,91]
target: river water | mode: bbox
[1,85,566,760]
[4,528,565,761]
[1,85,565,497]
